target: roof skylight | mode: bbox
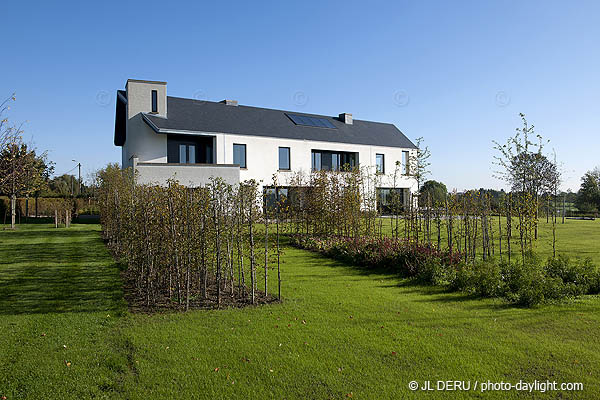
[286,113,337,129]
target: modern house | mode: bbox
[114,79,418,210]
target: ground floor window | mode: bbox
[263,186,291,212]
[376,187,406,214]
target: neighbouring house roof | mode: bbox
[115,94,417,149]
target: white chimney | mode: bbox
[339,113,353,125]
[220,99,238,106]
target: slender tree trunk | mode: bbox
[249,200,256,304]
[10,194,16,229]
[276,206,281,300]
[214,201,221,307]
[264,208,269,296]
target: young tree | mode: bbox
[0,94,53,228]
[408,137,431,192]
[0,138,52,228]
[493,113,557,247]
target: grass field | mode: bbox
[377,217,600,265]
[1,222,599,399]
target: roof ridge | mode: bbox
[165,95,393,125]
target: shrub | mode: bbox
[545,255,600,295]
[291,234,461,282]
[471,261,504,297]
[499,257,591,306]
[291,234,599,307]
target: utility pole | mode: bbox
[72,160,81,196]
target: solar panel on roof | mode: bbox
[286,113,337,129]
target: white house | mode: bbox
[114,79,418,210]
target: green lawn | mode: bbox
[1,223,599,399]
[378,217,600,265]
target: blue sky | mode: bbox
[2,0,598,191]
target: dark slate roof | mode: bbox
[141,96,416,149]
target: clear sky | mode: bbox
[2,0,598,191]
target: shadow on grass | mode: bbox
[0,225,124,315]
[288,243,530,310]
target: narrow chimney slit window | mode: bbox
[151,90,158,113]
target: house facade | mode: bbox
[114,79,418,210]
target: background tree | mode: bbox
[419,180,447,206]
[509,151,558,198]
[41,173,88,197]
[0,137,53,228]
[575,167,600,213]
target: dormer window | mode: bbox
[151,90,158,113]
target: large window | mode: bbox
[402,151,410,175]
[151,90,158,113]
[178,144,196,164]
[376,188,405,214]
[311,150,358,171]
[233,144,247,168]
[167,135,213,164]
[376,153,385,174]
[279,147,290,170]
[263,186,290,211]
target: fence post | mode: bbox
[55,209,58,228]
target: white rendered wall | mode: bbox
[213,132,418,191]
[134,160,240,187]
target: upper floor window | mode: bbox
[167,135,213,164]
[151,90,158,113]
[376,153,385,174]
[233,143,247,168]
[402,151,410,175]
[311,150,358,172]
[376,187,405,214]
[279,147,290,170]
